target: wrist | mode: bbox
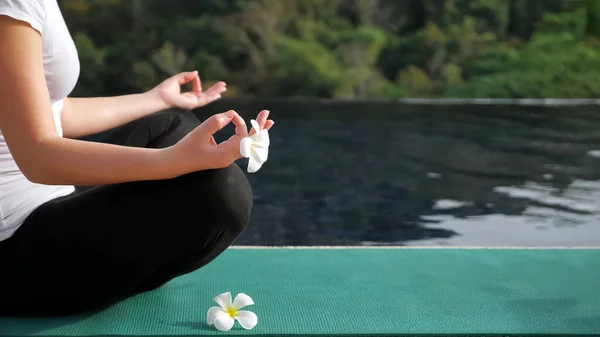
[157,144,194,178]
[144,89,171,112]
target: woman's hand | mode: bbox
[170,110,274,172]
[149,71,227,110]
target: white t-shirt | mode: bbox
[0,0,79,241]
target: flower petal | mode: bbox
[253,130,270,148]
[250,119,261,133]
[250,146,268,164]
[232,293,255,310]
[214,314,235,332]
[213,292,232,309]
[235,310,258,330]
[240,137,253,158]
[207,307,226,325]
[247,156,262,173]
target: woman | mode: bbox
[0,0,274,317]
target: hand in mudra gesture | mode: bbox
[171,109,274,172]
[149,71,227,110]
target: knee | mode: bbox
[215,164,253,234]
[193,163,253,235]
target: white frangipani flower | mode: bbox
[240,119,269,173]
[207,292,257,332]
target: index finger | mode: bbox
[197,110,236,136]
[231,111,248,138]
[192,71,202,92]
[175,71,197,85]
[213,111,247,160]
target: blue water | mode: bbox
[201,100,600,247]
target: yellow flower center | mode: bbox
[226,307,237,318]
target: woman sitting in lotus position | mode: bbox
[0,0,273,317]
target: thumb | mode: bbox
[196,110,236,137]
[174,94,197,110]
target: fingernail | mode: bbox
[225,110,235,118]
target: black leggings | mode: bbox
[0,109,252,317]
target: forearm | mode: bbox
[61,91,169,138]
[26,136,188,186]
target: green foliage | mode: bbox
[444,21,600,98]
[266,36,348,98]
[534,8,588,40]
[441,63,463,87]
[397,66,433,96]
[71,32,107,97]
[59,0,600,99]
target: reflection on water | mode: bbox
[400,179,600,247]
[200,100,600,247]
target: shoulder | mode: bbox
[0,0,46,34]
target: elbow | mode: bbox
[23,169,55,185]
[19,163,56,185]
[13,151,61,185]
[13,137,67,185]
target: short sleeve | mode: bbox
[0,0,46,34]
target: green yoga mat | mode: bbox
[1,248,599,336]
